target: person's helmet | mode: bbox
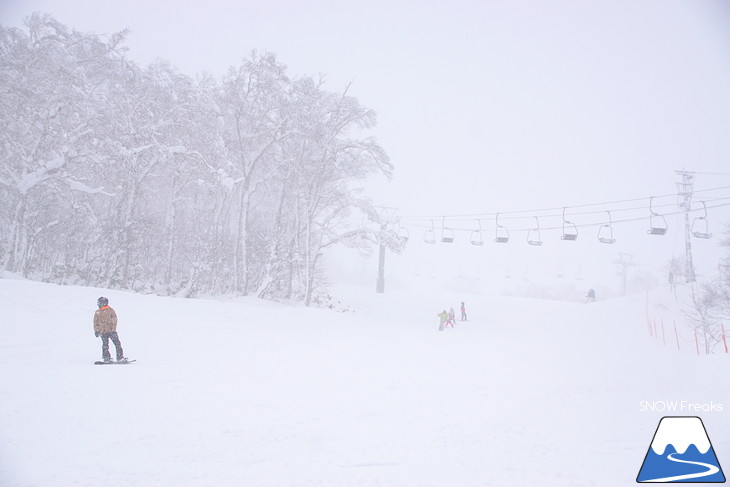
[97,296,109,308]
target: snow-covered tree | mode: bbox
[0,13,127,275]
[217,52,290,295]
[681,224,730,353]
[1,15,391,304]
[280,79,392,305]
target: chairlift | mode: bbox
[470,220,484,246]
[560,207,578,241]
[494,213,510,243]
[424,220,436,244]
[598,211,616,244]
[441,216,455,243]
[398,226,410,243]
[691,201,712,239]
[647,197,668,235]
[527,217,543,246]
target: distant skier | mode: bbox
[448,307,456,327]
[460,302,467,321]
[585,288,596,303]
[93,297,126,362]
[437,310,449,331]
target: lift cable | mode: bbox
[396,201,730,234]
[398,185,730,221]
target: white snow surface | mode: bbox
[0,278,727,486]
[650,416,711,455]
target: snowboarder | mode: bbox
[460,302,467,321]
[93,297,126,362]
[448,307,456,327]
[585,288,596,303]
[437,310,449,331]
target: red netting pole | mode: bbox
[723,324,728,354]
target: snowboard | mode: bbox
[94,359,136,365]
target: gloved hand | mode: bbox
[94,331,99,338]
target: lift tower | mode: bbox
[374,206,399,293]
[675,170,695,282]
[614,252,636,296]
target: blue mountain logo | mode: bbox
[637,416,725,483]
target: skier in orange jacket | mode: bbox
[93,297,126,362]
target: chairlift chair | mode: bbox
[441,216,455,243]
[424,220,436,244]
[598,211,615,244]
[398,226,410,243]
[691,202,712,239]
[560,207,578,241]
[494,213,510,243]
[470,220,484,246]
[527,217,543,246]
[647,197,668,235]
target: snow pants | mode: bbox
[101,332,124,361]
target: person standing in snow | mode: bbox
[437,310,449,331]
[93,297,126,362]
[585,288,596,303]
[460,302,467,321]
[448,307,456,327]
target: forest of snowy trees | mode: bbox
[0,13,397,304]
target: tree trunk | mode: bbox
[165,175,178,288]
[120,182,140,289]
[6,195,27,273]
[304,215,313,306]
[257,187,287,298]
[234,181,251,295]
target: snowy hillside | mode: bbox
[0,277,727,487]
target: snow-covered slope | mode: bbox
[0,278,727,487]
